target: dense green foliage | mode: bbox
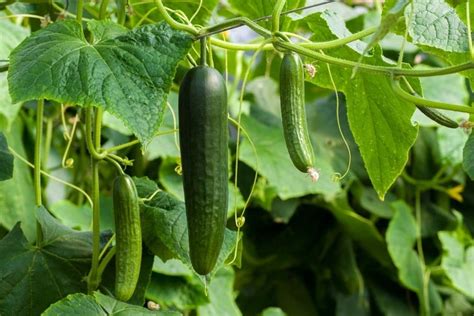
[0,0,474,315]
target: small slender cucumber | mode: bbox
[178,65,228,275]
[280,52,318,181]
[416,105,459,129]
[113,174,142,301]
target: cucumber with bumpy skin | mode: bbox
[113,174,142,301]
[280,52,318,181]
[178,65,228,275]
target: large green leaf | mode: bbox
[386,201,442,315]
[302,11,419,199]
[0,132,13,181]
[438,212,474,298]
[0,19,28,131]
[407,0,469,53]
[0,117,36,241]
[0,206,109,315]
[8,20,192,143]
[43,292,180,315]
[326,194,391,266]
[147,257,209,310]
[134,177,238,275]
[239,115,340,200]
[196,267,241,316]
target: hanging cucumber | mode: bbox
[280,52,318,181]
[113,174,142,301]
[178,45,228,275]
[416,105,459,129]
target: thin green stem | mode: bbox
[117,0,126,25]
[398,1,413,67]
[34,99,44,206]
[8,146,93,207]
[154,0,198,35]
[391,79,474,114]
[104,129,178,153]
[198,17,272,39]
[88,158,101,293]
[276,40,474,77]
[106,156,125,175]
[85,107,107,160]
[189,0,202,22]
[208,26,376,51]
[35,99,44,244]
[272,0,286,33]
[415,190,429,316]
[200,37,207,66]
[97,246,116,281]
[99,0,110,19]
[94,108,103,149]
[467,0,474,60]
[43,118,53,171]
[76,0,84,22]
[62,115,79,168]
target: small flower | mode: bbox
[447,184,464,202]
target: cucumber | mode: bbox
[280,52,318,180]
[178,65,228,275]
[113,174,142,301]
[416,105,459,129]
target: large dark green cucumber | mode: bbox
[178,65,228,275]
[280,52,317,179]
[113,174,142,301]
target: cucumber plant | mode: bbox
[2,0,474,315]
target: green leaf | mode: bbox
[304,11,419,199]
[260,307,287,316]
[407,0,469,52]
[197,267,241,316]
[134,177,238,275]
[8,20,192,143]
[437,127,468,165]
[438,212,474,298]
[0,19,28,131]
[386,201,443,314]
[368,280,417,316]
[328,234,364,295]
[463,133,474,179]
[0,117,36,241]
[239,115,340,200]
[363,0,409,55]
[326,194,391,266]
[0,132,13,181]
[386,202,423,291]
[43,292,180,315]
[0,206,109,315]
[147,273,209,310]
[145,95,180,159]
[42,293,106,316]
[49,200,91,231]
